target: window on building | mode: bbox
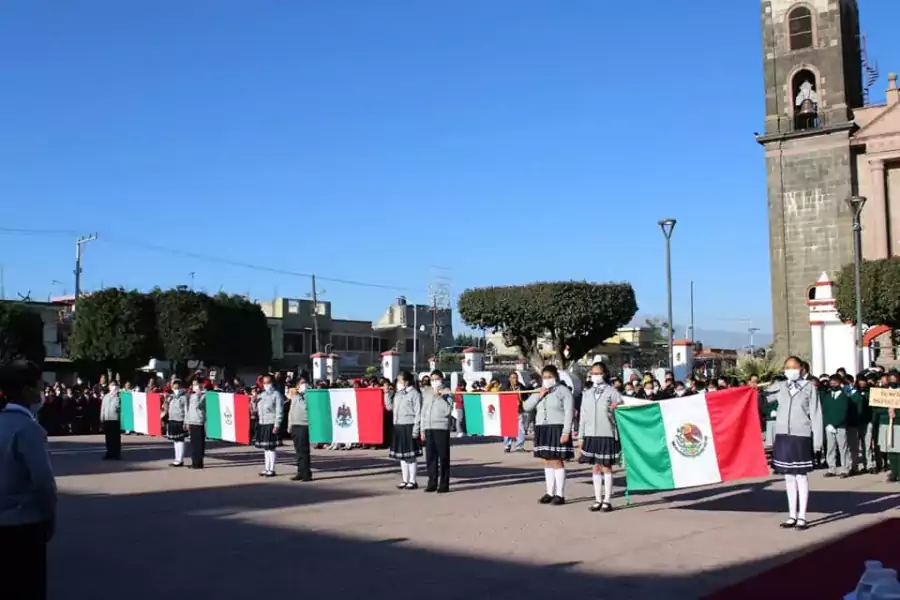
[283,333,304,354]
[348,336,363,352]
[788,6,814,50]
[332,335,347,351]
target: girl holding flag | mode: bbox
[523,365,575,505]
[164,378,188,467]
[386,371,422,489]
[578,362,623,512]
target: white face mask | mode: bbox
[264,383,273,392]
[109,386,118,393]
[644,388,654,396]
[675,390,685,397]
[299,383,308,392]
[542,378,555,389]
[431,380,442,390]
[784,369,801,382]
[396,381,406,391]
[590,374,605,385]
[625,390,634,396]
[192,385,201,393]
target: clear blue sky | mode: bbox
[1,1,896,334]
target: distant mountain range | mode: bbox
[628,316,773,350]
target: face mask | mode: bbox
[542,379,555,389]
[590,375,605,385]
[675,390,685,397]
[431,380,442,390]
[396,382,406,391]
[625,390,634,396]
[192,385,201,393]
[784,369,801,382]
[299,383,308,392]
[644,388,654,396]
[264,384,273,392]
[109,386,118,393]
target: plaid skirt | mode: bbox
[772,434,813,475]
[533,424,574,460]
[389,424,422,460]
[254,423,278,450]
[578,435,619,467]
[166,420,188,442]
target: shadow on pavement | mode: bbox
[49,481,885,600]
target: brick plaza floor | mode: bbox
[48,435,900,599]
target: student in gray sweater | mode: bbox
[386,371,423,489]
[164,379,188,467]
[255,374,285,477]
[420,369,454,493]
[523,365,575,505]
[0,359,57,600]
[578,362,623,512]
[288,379,311,482]
[186,379,207,469]
[100,382,122,460]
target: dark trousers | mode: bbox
[425,429,451,490]
[0,523,48,600]
[291,425,312,479]
[189,425,206,468]
[102,420,121,458]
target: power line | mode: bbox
[0,227,407,291]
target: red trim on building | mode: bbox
[673,339,693,346]
[815,280,833,287]
[311,352,328,358]
[462,347,484,353]
[864,324,892,346]
[381,350,400,357]
[809,321,825,326]
[807,299,836,306]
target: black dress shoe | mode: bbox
[396,482,408,489]
[589,502,603,512]
[823,472,836,478]
[504,447,511,453]
[291,474,312,482]
[424,486,438,493]
[794,519,809,531]
[404,482,419,490]
[780,518,797,529]
[601,502,614,513]
[840,473,850,479]
[551,496,566,506]
[437,486,450,494]
[538,494,553,504]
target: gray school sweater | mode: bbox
[386,387,423,436]
[420,386,454,431]
[579,385,622,438]
[0,404,57,527]
[100,392,120,422]
[167,390,188,422]
[523,384,575,436]
[186,391,207,426]
[765,380,823,450]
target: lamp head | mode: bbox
[658,218,677,238]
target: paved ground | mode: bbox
[48,435,900,599]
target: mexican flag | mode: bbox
[206,392,251,444]
[462,392,520,437]
[307,388,384,444]
[120,391,162,435]
[615,387,768,491]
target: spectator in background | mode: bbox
[503,372,530,453]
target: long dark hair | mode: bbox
[398,370,415,389]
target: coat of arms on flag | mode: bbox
[335,404,354,428]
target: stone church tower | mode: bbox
[757,0,863,360]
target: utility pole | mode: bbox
[74,233,98,304]
[689,280,695,342]
[309,274,324,354]
[0,265,5,300]
[189,272,195,290]
[748,327,760,355]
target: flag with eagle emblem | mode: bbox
[614,387,768,491]
[462,392,520,437]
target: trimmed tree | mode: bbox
[69,288,159,374]
[0,302,46,364]
[152,287,214,367]
[457,281,638,371]
[208,293,272,371]
[834,258,900,329]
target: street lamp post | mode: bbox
[658,218,677,372]
[846,196,867,373]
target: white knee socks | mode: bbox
[553,468,566,498]
[592,472,603,502]
[784,474,798,519]
[544,468,555,495]
[796,474,809,520]
[602,472,613,503]
[174,441,184,463]
[407,460,418,482]
[264,450,277,472]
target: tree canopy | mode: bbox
[69,288,159,373]
[834,258,900,328]
[457,281,638,370]
[0,302,46,365]
[70,288,272,374]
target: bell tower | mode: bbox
[757,0,863,360]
